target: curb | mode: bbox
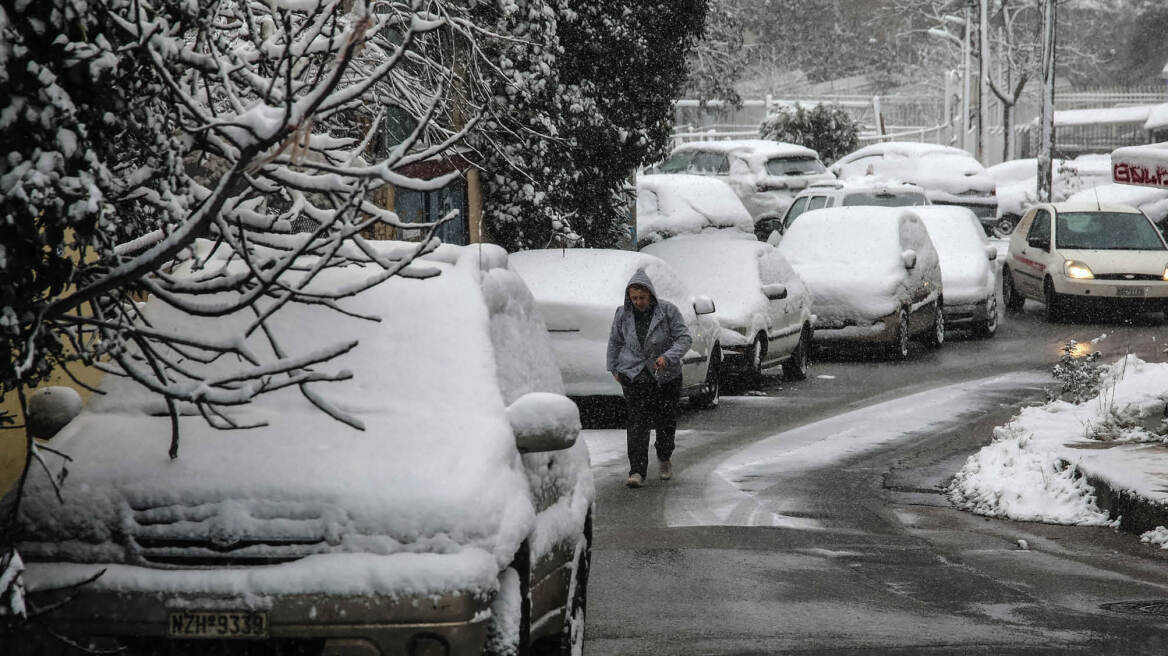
[1088,473,1168,534]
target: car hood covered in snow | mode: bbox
[14,242,592,599]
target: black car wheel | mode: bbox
[1003,268,1024,311]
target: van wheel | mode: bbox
[973,297,998,338]
[783,326,810,380]
[690,346,721,409]
[1003,268,1024,311]
[927,300,945,348]
[886,310,910,360]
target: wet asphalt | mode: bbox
[584,302,1168,655]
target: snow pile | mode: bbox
[776,206,940,326]
[636,174,754,246]
[1141,526,1168,549]
[913,206,995,306]
[641,234,809,333]
[15,242,593,599]
[949,354,1168,526]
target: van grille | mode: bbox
[126,499,343,568]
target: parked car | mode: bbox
[651,139,834,227]
[636,173,754,247]
[510,248,723,408]
[988,154,1112,236]
[641,233,814,382]
[8,242,595,656]
[776,206,944,359]
[913,206,1000,337]
[831,142,998,234]
[762,179,930,240]
[1002,202,1168,321]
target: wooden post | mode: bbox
[467,167,483,243]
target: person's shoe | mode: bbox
[659,461,673,480]
[626,473,644,488]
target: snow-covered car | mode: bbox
[776,206,944,359]
[1065,183,1168,230]
[989,154,1113,235]
[8,242,595,656]
[636,173,754,247]
[510,248,724,408]
[764,179,930,239]
[651,139,835,226]
[641,234,814,382]
[912,206,1000,337]
[1003,202,1168,321]
[831,142,998,233]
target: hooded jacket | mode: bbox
[606,269,693,384]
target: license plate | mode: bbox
[169,611,268,639]
[1116,286,1147,297]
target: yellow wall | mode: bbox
[1,367,104,495]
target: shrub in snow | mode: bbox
[758,103,859,165]
[1048,340,1104,404]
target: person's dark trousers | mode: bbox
[623,371,682,478]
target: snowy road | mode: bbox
[583,306,1168,655]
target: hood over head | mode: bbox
[624,268,659,309]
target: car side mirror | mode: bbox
[1027,236,1048,251]
[26,386,82,439]
[901,249,917,270]
[692,296,716,316]
[985,245,998,261]
[508,392,580,453]
[761,283,788,300]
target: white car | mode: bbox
[636,173,754,247]
[510,248,723,407]
[641,233,814,382]
[1003,202,1168,321]
[652,139,834,225]
[777,206,944,359]
[831,142,998,233]
[913,206,1001,337]
[769,179,931,239]
[10,242,595,655]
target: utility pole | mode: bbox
[978,0,989,163]
[962,6,971,153]
[1038,0,1057,202]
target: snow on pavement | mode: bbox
[950,354,1168,532]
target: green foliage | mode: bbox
[470,0,705,251]
[758,103,859,164]
[1049,340,1104,404]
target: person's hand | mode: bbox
[654,356,666,372]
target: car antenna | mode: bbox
[1093,185,1101,211]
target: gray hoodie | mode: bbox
[606,269,693,384]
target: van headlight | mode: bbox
[1064,260,1094,280]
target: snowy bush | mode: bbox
[758,103,859,165]
[1048,340,1105,404]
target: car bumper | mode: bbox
[8,583,489,656]
[942,299,994,326]
[1052,277,1168,300]
[812,315,896,344]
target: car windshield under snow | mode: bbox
[765,156,825,176]
[1055,211,1166,251]
[842,191,928,207]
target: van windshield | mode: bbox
[1055,211,1166,251]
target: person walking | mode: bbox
[607,269,692,488]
